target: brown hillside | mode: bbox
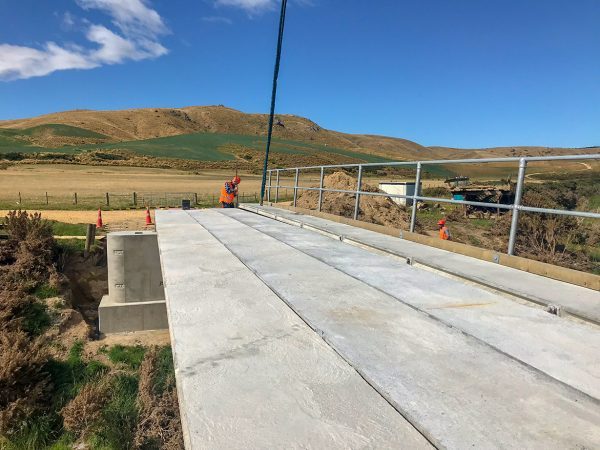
[1,106,597,162]
[0,106,439,160]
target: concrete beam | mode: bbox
[192,209,600,449]
[226,208,600,401]
[244,204,600,324]
[155,210,431,450]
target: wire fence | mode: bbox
[0,191,262,210]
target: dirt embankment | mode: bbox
[296,171,412,229]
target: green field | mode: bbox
[0,124,394,164]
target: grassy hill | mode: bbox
[0,106,598,172]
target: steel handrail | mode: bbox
[264,154,600,255]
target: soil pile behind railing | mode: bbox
[296,171,411,229]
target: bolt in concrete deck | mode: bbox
[157,209,600,449]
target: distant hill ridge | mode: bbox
[0,105,598,161]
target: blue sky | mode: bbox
[0,0,598,148]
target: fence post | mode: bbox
[74,192,78,205]
[18,192,21,204]
[353,165,363,220]
[84,224,96,257]
[293,168,299,207]
[194,193,198,205]
[275,170,280,203]
[409,162,422,233]
[317,167,324,212]
[45,192,49,205]
[267,171,272,203]
[507,158,527,255]
[132,192,137,207]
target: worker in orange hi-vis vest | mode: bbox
[438,219,451,240]
[219,175,241,208]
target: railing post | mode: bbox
[317,167,324,212]
[275,170,280,203]
[267,171,272,203]
[353,165,363,220]
[508,158,527,255]
[409,162,422,233]
[293,168,299,207]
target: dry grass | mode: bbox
[60,379,111,437]
[0,164,265,196]
[0,331,50,436]
[134,347,183,450]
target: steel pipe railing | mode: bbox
[262,154,599,255]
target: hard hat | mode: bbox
[232,176,241,185]
[437,219,446,226]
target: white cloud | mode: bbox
[0,0,168,81]
[215,0,278,14]
[76,0,167,37]
[214,0,313,15]
[202,16,233,25]
[62,11,76,29]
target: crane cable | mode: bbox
[260,0,288,205]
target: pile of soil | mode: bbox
[296,171,411,229]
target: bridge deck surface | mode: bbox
[242,204,600,324]
[156,209,600,449]
[155,210,430,450]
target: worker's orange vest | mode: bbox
[439,226,450,240]
[219,184,235,204]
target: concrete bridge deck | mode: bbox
[156,208,600,449]
[242,204,600,324]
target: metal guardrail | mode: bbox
[264,154,600,255]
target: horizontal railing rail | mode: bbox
[263,154,600,255]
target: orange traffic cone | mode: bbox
[145,207,153,226]
[96,208,103,228]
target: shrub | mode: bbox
[89,374,140,449]
[60,381,111,437]
[0,331,50,436]
[0,211,57,291]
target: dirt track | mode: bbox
[0,209,155,232]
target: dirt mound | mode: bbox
[296,171,411,229]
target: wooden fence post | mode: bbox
[132,192,137,207]
[45,192,49,205]
[74,192,78,205]
[106,192,110,207]
[18,192,21,204]
[84,224,96,257]
[194,193,198,205]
